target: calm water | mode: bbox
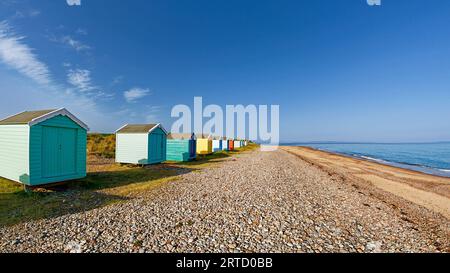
[285,143,450,178]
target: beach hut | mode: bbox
[234,139,242,149]
[115,123,167,164]
[221,137,229,151]
[228,139,234,151]
[212,136,223,152]
[196,134,213,155]
[166,133,196,162]
[0,108,89,186]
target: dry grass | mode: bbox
[0,134,258,227]
[0,160,181,227]
[87,133,115,158]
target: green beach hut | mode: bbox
[115,123,167,164]
[0,108,89,186]
[166,133,197,162]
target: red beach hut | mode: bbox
[228,139,234,151]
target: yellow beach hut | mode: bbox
[196,134,213,155]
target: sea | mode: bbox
[283,142,450,178]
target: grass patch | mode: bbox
[0,141,259,227]
[87,133,115,158]
[0,164,184,227]
[0,178,121,227]
[174,142,260,169]
[78,164,185,195]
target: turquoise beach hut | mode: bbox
[0,108,89,186]
[115,123,167,164]
[166,133,197,162]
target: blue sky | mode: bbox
[0,0,449,142]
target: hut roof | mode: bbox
[0,108,89,130]
[167,133,195,140]
[116,123,167,134]
[196,133,212,139]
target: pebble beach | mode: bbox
[1,147,448,253]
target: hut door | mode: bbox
[42,127,77,178]
[149,133,164,162]
[42,127,60,178]
[155,134,163,161]
[59,128,77,176]
[190,139,196,157]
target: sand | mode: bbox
[281,146,450,219]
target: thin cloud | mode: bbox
[67,69,94,92]
[13,9,41,19]
[124,87,150,103]
[145,105,163,122]
[0,20,117,132]
[111,75,124,86]
[0,21,51,85]
[29,10,41,17]
[60,35,90,52]
[66,68,114,100]
[76,28,87,35]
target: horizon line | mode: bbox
[280,141,450,145]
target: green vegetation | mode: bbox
[0,136,259,227]
[87,133,115,158]
[175,142,259,169]
[0,164,180,227]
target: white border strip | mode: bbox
[28,108,90,131]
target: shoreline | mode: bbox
[280,144,450,178]
[281,146,450,219]
[298,146,450,180]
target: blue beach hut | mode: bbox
[212,136,223,152]
[221,137,229,151]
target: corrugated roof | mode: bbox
[0,109,57,125]
[116,124,158,133]
[167,133,195,140]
